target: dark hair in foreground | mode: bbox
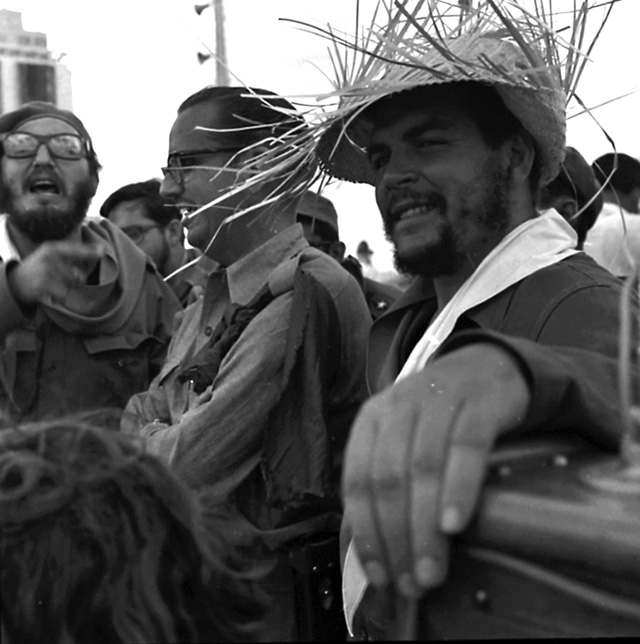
[100,178,181,227]
[0,414,265,644]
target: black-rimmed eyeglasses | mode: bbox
[1,132,87,160]
[161,148,241,187]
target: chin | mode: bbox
[394,242,465,278]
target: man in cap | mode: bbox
[307,0,637,638]
[585,152,640,277]
[121,86,370,640]
[538,145,604,250]
[297,189,402,320]
[100,178,214,307]
[0,102,180,424]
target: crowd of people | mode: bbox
[1,0,639,642]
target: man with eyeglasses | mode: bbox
[0,102,180,425]
[121,86,371,641]
[100,178,214,307]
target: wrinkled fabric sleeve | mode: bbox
[145,275,182,380]
[127,294,292,493]
[0,261,29,338]
[436,282,631,449]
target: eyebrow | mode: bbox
[367,115,456,157]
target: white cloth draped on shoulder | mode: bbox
[342,209,580,635]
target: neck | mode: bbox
[432,260,475,311]
[431,203,536,310]
[206,200,297,267]
[164,245,189,277]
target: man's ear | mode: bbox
[508,132,536,186]
[550,196,578,223]
[88,174,100,199]
[234,144,272,196]
[164,219,184,247]
[328,240,346,263]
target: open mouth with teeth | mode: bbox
[391,196,446,223]
[29,179,61,195]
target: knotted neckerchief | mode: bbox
[176,281,276,395]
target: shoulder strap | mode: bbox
[176,251,310,394]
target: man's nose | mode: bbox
[381,150,418,189]
[160,173,182,200]
[32,143,54,165]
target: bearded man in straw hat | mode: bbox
[302,0,640,638]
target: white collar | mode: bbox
[343,209,579,635]
[0,215,20,262]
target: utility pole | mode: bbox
[194,0,230,86]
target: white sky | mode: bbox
[5,0,640,270]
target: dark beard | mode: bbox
[383,169,512,278]
[387,222,465,277]
[1,179,95,244]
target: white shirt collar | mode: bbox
[0,215,20,262]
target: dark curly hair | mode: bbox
[0,414,266,644]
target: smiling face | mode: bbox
[366,86,520,278]
[0,116,97,244]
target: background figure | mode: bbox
[122,86,371,641]
[585,152,640,277]
[297,189,402,319]
[0,413,266,644]
[356,239,377,278]
[0,102,180,425]
[100,178,214,307]
[538,146,603,249]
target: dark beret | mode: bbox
[0,101,93,143]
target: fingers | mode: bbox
[408,403,452,592]
[440,408,500,534]
[343,344,531,601]
[48,240,104,264]
[367,400,417,592]
[342,400,382,579]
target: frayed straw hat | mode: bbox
[291,0,618,189]
[316,35,566,186]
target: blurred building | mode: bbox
[0,9,72,112]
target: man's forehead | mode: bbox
[109,198,149,223]
[169,102,232,150]
[373,87,467,125]
[15,116,82,136]
[367,105,463,149]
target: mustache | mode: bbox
[384,192,447,223]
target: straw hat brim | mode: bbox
[316,37,566,187]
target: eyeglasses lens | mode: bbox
[3,132,84,160]
[161,148,239,186]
